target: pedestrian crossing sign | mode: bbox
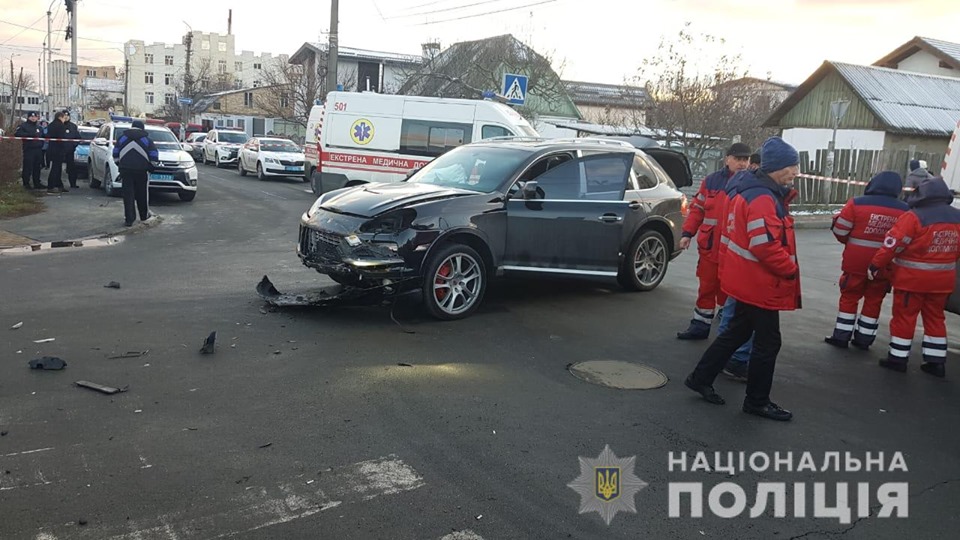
[502,73,528,105]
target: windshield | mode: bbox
[79,130,97,142]
[219,132,248,143]
[408,145,532,193]
[147,129,181,149]
[260,140,301,153]
[517,124,539,137]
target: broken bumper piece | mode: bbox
[256,275,388,307]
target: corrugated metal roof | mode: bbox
[83,78,123,93]
[833,62,960,136]
[562,80,648,107]
[920,37,960,66]
[308,43,422,65]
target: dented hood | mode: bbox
[320,182,475,217]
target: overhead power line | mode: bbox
[412,0,557,25]
[388,0,510,19]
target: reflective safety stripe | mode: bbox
[902,236,912,244]
[696,193,706,201]
[790,255,797,263]
[855,326,878,336]
[890,336,913,347]
[836,312,857,322]
[848,238,884,248]
[857,315,878,325]
[693,310,714,323]
[727,241,758,262]
[746,218,765,232]
[893,258,956,271]
[118,143,150,161]
[835,323,855,332]
[832,227,851,236]
[888,347,910,358]
[835,217,854,228]
[749,235,771,248]
[720,235,730,245]
[922,335,947,345]
[922,347,948,357]
[702,218,718,226]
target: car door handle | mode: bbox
[628,201,642,210]
[598,214,622,223]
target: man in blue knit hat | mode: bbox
[686,136,801,421]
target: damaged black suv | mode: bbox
[298,138,688,320]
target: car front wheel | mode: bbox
[238,160,246,176]
[422,243,487,320]
[257,162,266,181]
[88,159,100,188]
[618,229,669,292]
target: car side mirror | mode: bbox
[521,180,541,200]
[93,137,107,146]
[181,143,192,151]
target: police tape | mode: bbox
[795,173,918,192]
[0,135,85,143]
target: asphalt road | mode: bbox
[1,163,958,540]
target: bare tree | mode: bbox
[154,58,219,121]
[257,57,356,129]
[398,35,573,122]
[88,91,117,112]
[633,25,781,172]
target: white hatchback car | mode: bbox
[237,137,307,181]
[88,122,199,201]
[201,128,249,168]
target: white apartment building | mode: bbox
[48,60,119,113]
[125,31,284,116]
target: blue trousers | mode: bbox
[717,296,752,363]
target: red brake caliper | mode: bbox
[435,262,452,300]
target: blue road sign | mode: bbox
[178,97,193,105]
[502,73,528,105]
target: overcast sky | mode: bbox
[1,0,959,88]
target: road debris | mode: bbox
[104,281,121,289]
[258,442,273,449]
[397,362,413,367]
[33,338,55,343]
[78,518,88,526]
[200,331,217,354]
[109,350,149,359]
[10,321,23,330]
[75,380,129,395]
[256,275,385,308]
[28,357,67,370]
[1,431,8,436]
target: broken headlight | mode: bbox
[360,209,416,234]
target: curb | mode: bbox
[0,214,163,254]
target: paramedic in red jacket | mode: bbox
[825,171,908,350]
[676,142,753,340]
[870,177,960,378]
[685,137,800,422]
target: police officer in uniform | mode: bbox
[113,120,159,226]
[14,111,44,189]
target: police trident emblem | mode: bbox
[568,445,647,525]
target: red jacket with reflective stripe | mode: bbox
[870,180,960,293]
[831,176,909,276]
[682,167,734,262]
[721,173,801,311]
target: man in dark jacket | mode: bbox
[685,136,801,422]
[113,120,159,226]
[46,111,68,193]
[62,111,82,189]
[14,111,44,189]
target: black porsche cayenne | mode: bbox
[298,138,689,320]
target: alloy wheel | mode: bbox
[634,235,666,288]
[432,253,483,316]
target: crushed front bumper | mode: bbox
[297,223,416,285]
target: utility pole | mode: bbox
[65,0,79,120]
[184,29,193,139]
[325,0,339,97]
[46,7,52,117]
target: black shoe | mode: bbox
[850,340,871,351]
[722,361,749,382]
[677,321,711,340]
[34,184,46,189]
[124,221,134,227]
[684,375,725,405]
[743,401,793,421]
[920,362,945,378]
[824,336,849,349]
[878,359,907,373]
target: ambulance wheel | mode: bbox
[619,230,668,292]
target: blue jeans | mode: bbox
[717,297,752,363]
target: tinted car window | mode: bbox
[584,156,630,200]
[531,159,583,200]
[632,155,659,190]
[260,140,301,152]
[400,120,472,157]
[218,131,248,143]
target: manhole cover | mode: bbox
[568,360,668,390]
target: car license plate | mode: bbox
[285,166,300,172]
[149,173,174,181]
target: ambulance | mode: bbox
[303,91,539,194]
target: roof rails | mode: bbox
[481,136,635,148]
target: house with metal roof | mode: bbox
[288,43,423,95]
[763,60,960,174]
[874,36,960,78]
[561,80,649,126]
